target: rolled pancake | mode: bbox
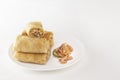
[42,31,54,48]
[14,51,50,64]
[26,22,44,38]
[13,35,51,53]
[21,31,54,48]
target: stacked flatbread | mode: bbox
[13,22,54,64]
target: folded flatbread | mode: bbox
[13,35,51,53]
[26,22,44,38]
[14,51,50,64]
[21,31,54,48]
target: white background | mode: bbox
[0,0,120,80]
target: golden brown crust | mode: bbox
[13,35,51,53]
[14,51,50,64]
[21,30,28,36]
[42,31,54,48]
[29,22,43,27]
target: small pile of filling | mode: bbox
[53,43,73,64]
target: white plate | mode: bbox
[9,32,85,71]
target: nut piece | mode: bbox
[53,43,73,58]
[53,43,73,64]
[59,58,67,64]
[29,28,44,38]
[59,55,73,64]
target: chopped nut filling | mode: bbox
[29,28,44,38]
[53,43,73,64]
